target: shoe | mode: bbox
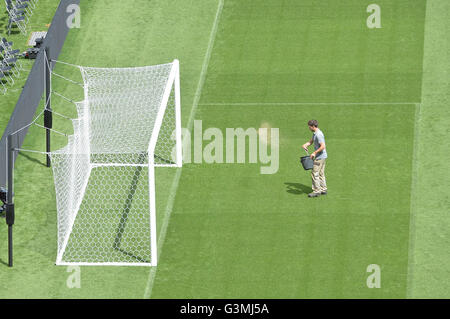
[321,190,327,195]
[308,192,321,198]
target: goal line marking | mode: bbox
[143,0,224,299]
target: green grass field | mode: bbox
[0,0,449,298]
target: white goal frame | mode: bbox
[53,60,182,267]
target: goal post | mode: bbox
[147,59,181,266]
[51,60,182,266]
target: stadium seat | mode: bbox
[5,0,34,35]
[0,72,8,94]
[0,37,23,93]
[0,65,14,85]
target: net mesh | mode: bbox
[51,61,180,265]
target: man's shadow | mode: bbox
[285,182,311,195]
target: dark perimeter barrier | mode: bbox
[0,0,80,267]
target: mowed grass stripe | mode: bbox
[143,0,225,299]
[407,0,450,298]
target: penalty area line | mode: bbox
[199,102,420,106]
[143,0,224,299]
[406,102,422,298]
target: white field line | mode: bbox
[199,102,419,106]
[143,0,224,299]
[56,262,152,267]
[406,101,422,298]
[406,0,433,298]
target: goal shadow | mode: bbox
[112,154,150,263]
[112,152,174,263]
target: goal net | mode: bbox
[51,60,182,266]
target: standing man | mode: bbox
[302,120,327,198]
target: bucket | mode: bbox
[300,150,314,170]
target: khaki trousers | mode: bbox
[311,159,327,193]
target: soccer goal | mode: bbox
[51,60,182,266]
